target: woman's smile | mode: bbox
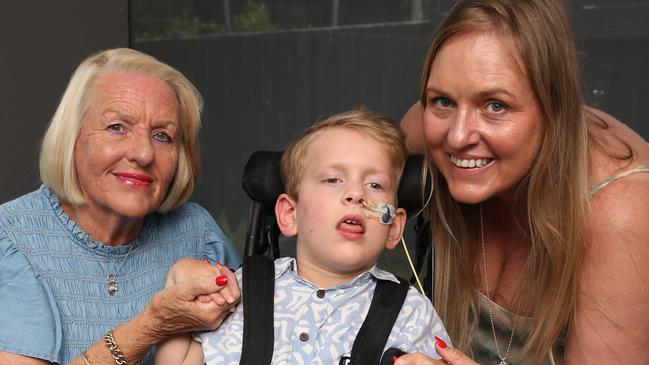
[114,171,154,187]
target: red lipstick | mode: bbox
[115,172,153,187]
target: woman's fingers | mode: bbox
[434,337,478,365]
[391,338,478,365]
[168,275,217,303]
[393,352,441,364]
[215,264,240,304]
[168,258,221,286]
[197,294,213,303]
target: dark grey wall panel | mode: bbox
[135,22,648,252]
[135,24,433,248]
[0,1,128,204]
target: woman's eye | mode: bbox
[430,97,454,109]
[486,101,506,113]
[367,182,383,190]
[107,123,124,133]
[325,177,341,184]
[153,131,172,143]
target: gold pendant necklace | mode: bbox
[479,204,533,365]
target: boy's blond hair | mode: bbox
[281,109,407,199]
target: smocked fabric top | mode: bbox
[0,185,241,364]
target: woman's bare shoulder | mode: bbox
[586,105,649,306]
[569,154,649,361]
[587,106,649,182]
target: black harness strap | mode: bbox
[240,255,275,365]
[350,276,410,364]
[240,255,410,365]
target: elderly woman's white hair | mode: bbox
[39,48,203,212]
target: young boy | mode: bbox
[156,110,449,364]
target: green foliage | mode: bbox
[233,0,277,33]
[134,13,225,41]
[131,0,276,41]
[167,15,225,38]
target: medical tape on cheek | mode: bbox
[361,198,397,225]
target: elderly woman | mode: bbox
[0,48,241,365]
[397,0,649,364]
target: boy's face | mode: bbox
[275,127,406,287]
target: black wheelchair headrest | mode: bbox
[242,151,428,217]
[241,151,285,207]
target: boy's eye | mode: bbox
[325,177,341,184]
[367,182,383,190]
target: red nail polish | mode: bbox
[215,275,228,286]
[435,336,447,349]
[392,355,399,363]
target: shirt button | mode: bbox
[299,332,309,342]
[316,289,325,298]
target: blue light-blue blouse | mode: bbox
[0,185,241,364]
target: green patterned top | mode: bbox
[471,165,649,364]
[471,292,561,365]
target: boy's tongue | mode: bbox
[338,221,364,233]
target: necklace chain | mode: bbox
[479,204,532,365]
[90,245,135,295]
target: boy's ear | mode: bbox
[385,207,406,250]
[275,193,298,237]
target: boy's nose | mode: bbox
[343,190,364,204]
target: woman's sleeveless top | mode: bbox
[470,165,649,364]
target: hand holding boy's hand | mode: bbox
[166,258,220,286]
[393,337,477,365]
[145,269,240,338]
[166,258,240,308]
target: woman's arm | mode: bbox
[0,352,48,365]
[565,173,649,363]
[69,268,238,365]
[400,102,426,154]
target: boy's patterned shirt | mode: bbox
[196,257,450,365]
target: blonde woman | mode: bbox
[0,48,241,365]
[398,0,649,364]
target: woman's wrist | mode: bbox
[132,295,173,344]
[76,310,161,365]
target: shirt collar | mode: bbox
[274,257,400,288]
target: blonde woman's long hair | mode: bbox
[419,1,590,363]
